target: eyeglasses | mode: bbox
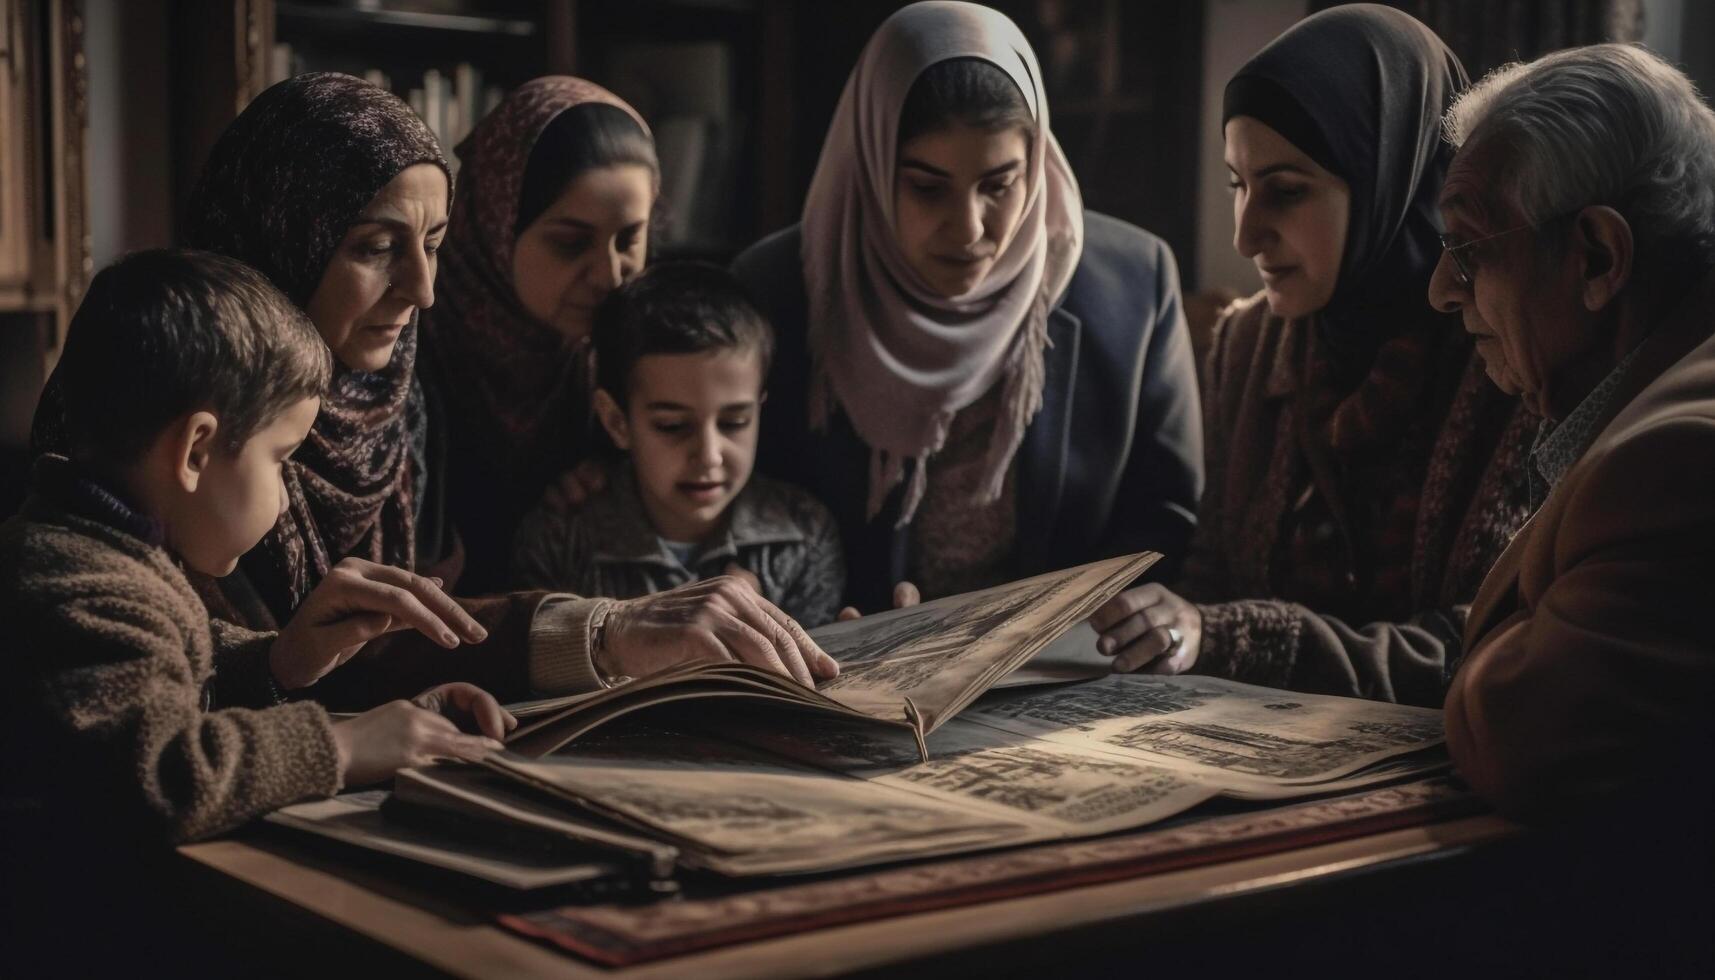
[1437,224,1537,287]
[1437,210,1581,287]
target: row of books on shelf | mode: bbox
[269,44,504,163]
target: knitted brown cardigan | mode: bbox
[1,489,341,844]
[1181,294,1536,707]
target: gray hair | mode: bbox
[1443,43,1715,272]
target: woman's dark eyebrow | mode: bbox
[351,216,450,236]
[539,218,645,235]
[899,158,1024,180]
[1252,163,1312,179]
[899,158,951,178]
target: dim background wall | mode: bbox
[85,0,174,271]
[1195,0,1307,299]
[72,0,1715,289]
[7,0,1715,510]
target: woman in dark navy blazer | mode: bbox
[733,1,1201,613]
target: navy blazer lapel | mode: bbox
[1016,305,1083,570]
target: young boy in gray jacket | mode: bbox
[513,263,845,627]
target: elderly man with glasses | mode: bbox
[1428,43,1715,822]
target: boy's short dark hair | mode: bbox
[592,262,774,405]
[54,249,331,465]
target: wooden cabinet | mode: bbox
[0,0,85,503]
[168,0,274,218]
[0,0,89,338]
[0,0,31,289]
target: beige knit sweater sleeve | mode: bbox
[14,520,342,844]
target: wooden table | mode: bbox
[177,812,1519,978]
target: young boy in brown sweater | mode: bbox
[1,250,515,852]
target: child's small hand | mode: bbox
[410,682,518,741]
[269,558,489,691]
[331,696,505,787]
[836,581,921,621]
[540,458,609,515]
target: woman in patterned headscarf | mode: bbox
[180,72,455,624]
[177,72,831,704]
[733,1,1203,613]
[183,71,458,625]
[420,77,659,592]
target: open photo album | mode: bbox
[271,552,1449,882]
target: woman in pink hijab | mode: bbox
[733,0,1202,612]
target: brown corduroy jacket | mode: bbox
[1448,272,1715,821]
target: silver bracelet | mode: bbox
[588,601,631,688]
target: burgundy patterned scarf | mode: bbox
[183,72,450,618]
[423,77,650,477]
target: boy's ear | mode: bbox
[592,389,631,450]
[169,411,221,493]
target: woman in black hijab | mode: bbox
[1089,5,1536,706]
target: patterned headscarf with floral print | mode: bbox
[423,76,654,480]
[184,72,450,619]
